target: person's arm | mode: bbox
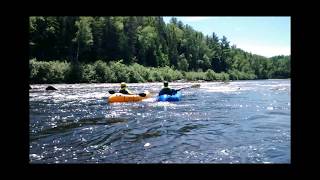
[171,89,177,94]
[158,89,164,96]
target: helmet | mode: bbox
[164,81,168,87]
[121,82,127,88]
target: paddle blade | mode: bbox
[138,93,146,97]
[108,90,116,94]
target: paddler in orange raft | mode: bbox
[108,82,151,103]
[119,82,134,95]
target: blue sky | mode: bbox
[163,16,290,57]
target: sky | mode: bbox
[163,16,290,58]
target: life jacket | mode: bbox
[119,87,131,94]
[159,87,173,95]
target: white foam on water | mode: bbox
[30,154,44,160]
[267,106,274,110]
[142,97,157,102]
[152,101,177,107]
[199,82,254,93]
[263,161,272,164]
[220,149,229,156]
[204,86,239,92]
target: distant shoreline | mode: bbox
[29,78,290,85]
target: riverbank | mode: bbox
[30,60,290,84]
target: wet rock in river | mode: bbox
[46,86,57,91]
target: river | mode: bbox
[29,79,290,163]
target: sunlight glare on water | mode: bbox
[29,80,290,163]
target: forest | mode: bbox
[29,16,290,83]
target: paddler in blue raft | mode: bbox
[158,81,199,101]
[158,81,177,96]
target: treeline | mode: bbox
[30,59,230,83]
[29,16,290,83]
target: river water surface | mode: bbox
[29,79,290,163]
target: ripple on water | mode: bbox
[30,81,290,163]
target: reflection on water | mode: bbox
[30,80,290,163]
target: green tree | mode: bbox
[29,16,62,60]
[29,16,290,83]
[90,17,106,61]
[177,53,189,71]
[123,16,138,64]
[73,17,94,62]
[218,36,231,72]
[201,54,211,71]
[137,25,158,66]
[167,22,183,67]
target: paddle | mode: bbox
[176,84,200,91]
[108,90,146,97]
[108,90,116,94]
